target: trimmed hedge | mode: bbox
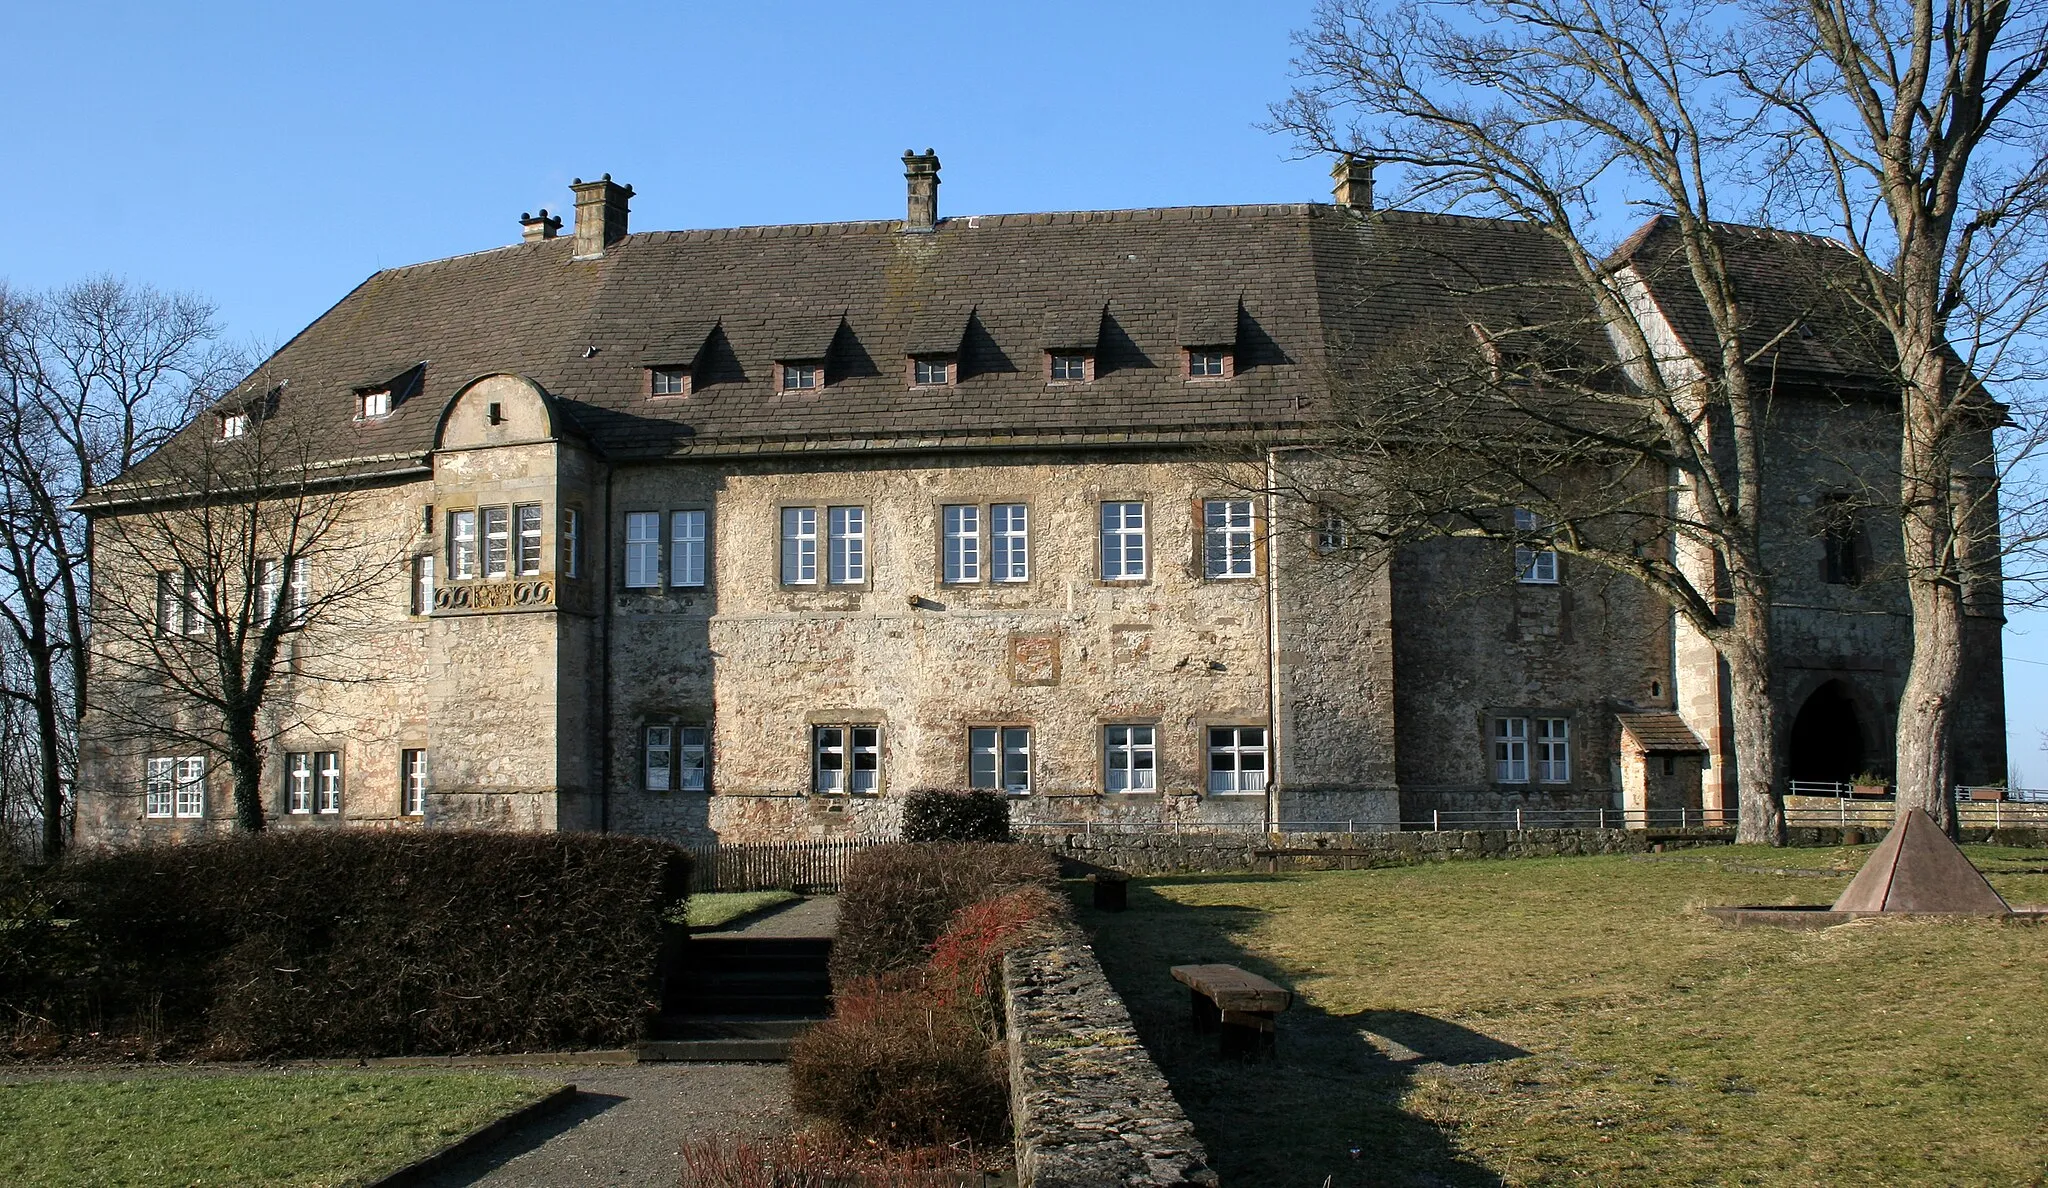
[11,830,688,1058]
[829,842,1058,985]
[901,789,1013,843]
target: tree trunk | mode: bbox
[1723,601,1786,846]
[32,638,65,863]
[1892,335,1963,834]
[227,715,266,832]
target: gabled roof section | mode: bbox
[1617,712,1706,754]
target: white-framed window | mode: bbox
[670,509,708,588]
[1188,349,1230,378]
[970,726,1031,794]
[1316,507,1350,554]
[913,358,951,386]
[781,362,820,391]
[448,510,478,580]
[1207,726,1268,794]
[1204,499,1256,578]
[1535,718,1570,784]
[145,757,175,818]
[678,726,708,792]
[827,506,865,585]
[651,367,689,397]
[990,504,1028,583]
[625,511,661,588]
[1494,717,1529,784]
[288,557,309,626]
[781,507,819,584]
[220,411,249,439]
[1514,508,1559,584]
[410,555,435,616]
[173,756,205,817]
[256,559,282,626]
[1049,353,1090,382]
[814,724,880,794]
[158,569,205,638]
[562,509,582,579]
[401,748,428,817]
[316,751,342,814]
[516,503,543,576]
[645,721,711,793]
[1105,725,1156,792]
[285,752,314,814]
[482,507,510,578]
[358,389,392,419]
[1100,502,1146,580]
[942,505,980,584]
[645,725,673,791]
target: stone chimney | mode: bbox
[903,149,940,233]
[570,175,634,258]
[520,209,563,242]
[1333,155,1376,212]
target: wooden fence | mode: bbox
[684,839,885,894]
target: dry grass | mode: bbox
[1079,844,2048,1187]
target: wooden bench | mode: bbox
[1170,963,1292,1056]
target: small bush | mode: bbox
[830,843,1057,984]
[925,885,1065,1011]
[788,985,1010,1148]
[900,789,1012,844]
[677,1131,979,1187]
[16,830,689,1058]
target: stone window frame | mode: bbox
[561,507,583,580]
[1203,723,1270,796]
[1512,508,1560,585]
[1314,504,1351,555]
[909,355,956,388]
[1101,721,1162,795]
[967,723,1034,796]
[932,498,1035,589]
[446,508,480,581]
[1199,497,1260,581]
[779,503,874,590]
[515,503,545,577]
[1045,351,1095,384]
[1098,498,1150,584]
[809,713,885,796]
[281,749,344,816]
[1183,347,1235,381]
[1489,710,1575,786]
[624,510,663,589]
[408,554,435,617]
[669,507,712,590]
[643,719,711,793]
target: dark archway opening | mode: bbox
[1789,681,1868,783]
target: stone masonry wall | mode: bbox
[1003,926,1217,1188]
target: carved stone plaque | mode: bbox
[435,579,556,614]
[1009,632,1062,687]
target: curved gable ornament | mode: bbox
[433,373,567,451]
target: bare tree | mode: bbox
[84,401,412,833]
[1737,0,2048,825]
[0,278,239,860]
[1278,0,1800,843]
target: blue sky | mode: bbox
[4,0,2040,780]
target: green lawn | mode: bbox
[686,889,801,929]
[1079,845,2048,1187]
[0,1071,552,1187]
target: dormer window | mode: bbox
[358,389,392,419]
[650,366,690,397]
[220,411,250,440]
[911,357,952,387]
[1186,349,1233,379]
[1048,353,1092,383]
[780,362,821,392]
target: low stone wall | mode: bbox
[1002,927,1217,1188]
[1033,825,1738,876]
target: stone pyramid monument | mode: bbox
[1832,809,2011,915]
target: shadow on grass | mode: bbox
[411,1090,627,1186]
[1079,884,1515,1188]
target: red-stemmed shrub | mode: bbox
[830,843,1057,984]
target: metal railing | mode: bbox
[683,839,885,894]
[1012,806,1734,837]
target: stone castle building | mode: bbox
[73,155,2007,846]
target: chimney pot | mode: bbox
[1333,154,1376,212]
[570,176,634,258]
[520,208,563,242]
[902,149,941,234]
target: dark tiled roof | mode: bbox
[1616,712,1707,753]
[105,203,1898,492]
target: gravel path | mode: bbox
[412,1062,793,1187]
